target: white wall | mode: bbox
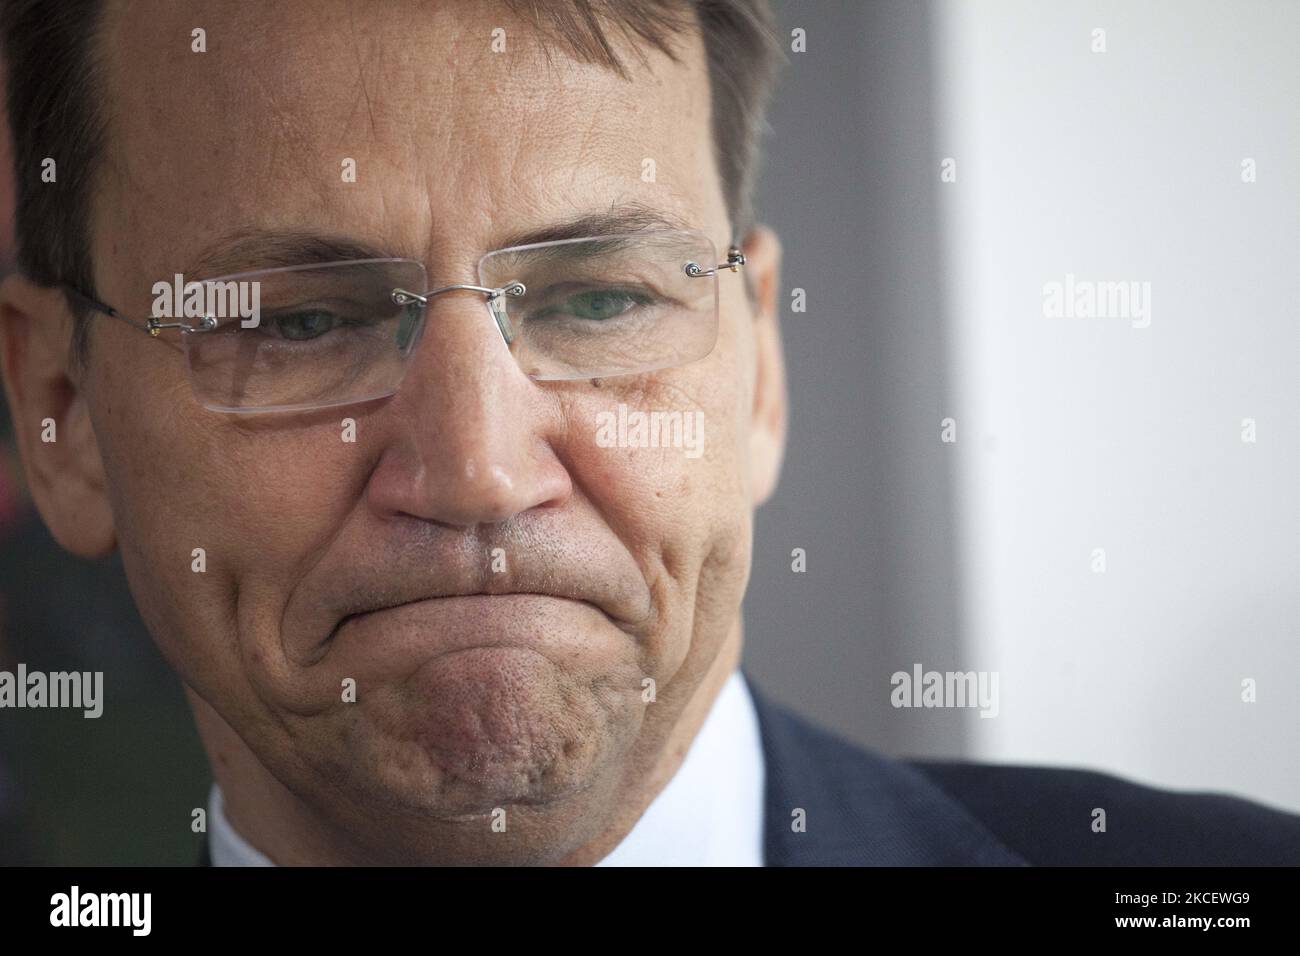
[934,0,1300,810]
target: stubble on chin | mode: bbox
[300,648,648,827]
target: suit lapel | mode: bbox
[743,670,1027,866]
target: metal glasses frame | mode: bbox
[55,233,748,412]
[59,240,747,341]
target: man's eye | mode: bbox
[269,309,338,341]
[543,289,652,322]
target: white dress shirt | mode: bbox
[209,668,766,866]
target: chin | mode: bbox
[350,646,644,819]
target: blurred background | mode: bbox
[745,0,1300,816]
[2,0,1297,863]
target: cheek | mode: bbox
[94,380,370,704]
[555,365,751,675]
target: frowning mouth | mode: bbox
[328,591,610,644]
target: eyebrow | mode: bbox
[494,201,695,249]
[184,233,398,281]
[184,201,698,279]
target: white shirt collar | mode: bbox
[208,781,273,867]
[208,669,765,866]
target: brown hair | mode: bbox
[0,0,784,359]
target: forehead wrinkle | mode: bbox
[97,0,721,301]
[101,8,330,212]
[344,17,380,140]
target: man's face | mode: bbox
[16,0,785,863]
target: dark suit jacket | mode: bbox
[197,673,1300,866]
[747,676,1300,865]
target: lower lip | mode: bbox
[332,593,613,661]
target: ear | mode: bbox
[740,224,787,507]
[0,274,116,557]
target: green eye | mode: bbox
[273,309,337,341]
[563,289,646,321]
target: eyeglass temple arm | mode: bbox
[60,284,216,336]
[61,285,138,330]
[684,247,746,278]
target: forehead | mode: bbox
[96,0,720,279]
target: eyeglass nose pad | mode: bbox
[487,282,525,345]
[489,298,515,344]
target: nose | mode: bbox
[365,292,572,528]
